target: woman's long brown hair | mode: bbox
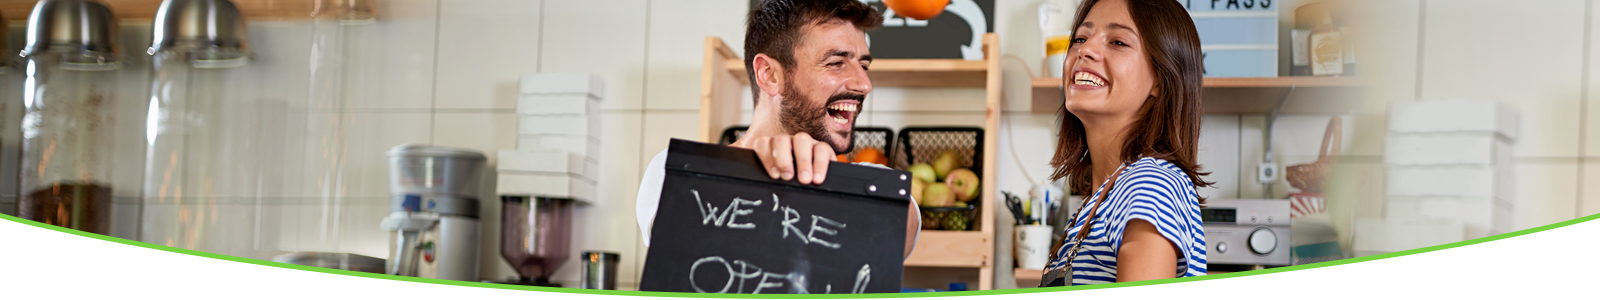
[1048,0,1213,204]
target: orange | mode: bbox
[836,154,851,162]
[885,0,951,21]
[852,148,889,165]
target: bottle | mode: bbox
[1038,0,1079,78]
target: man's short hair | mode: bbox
[744,0,884,104]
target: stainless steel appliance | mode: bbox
[491,195,575,287]
[380,145,487,281]
[581,251,620,290]
[1203,199,1292,267]
[272,252,387,274]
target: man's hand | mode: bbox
[747,132,836,185]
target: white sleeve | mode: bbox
[909,196,921,260]
[635,150,669,248]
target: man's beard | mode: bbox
[778,82,860,153]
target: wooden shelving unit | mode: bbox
[1013,268,1043,287]
[724,59,988,88]
[700,34,1004,290]
[1029,76,1367,114]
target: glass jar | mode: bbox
[141,0,255,251]
[288,0,381,253]
[16,0,123,235]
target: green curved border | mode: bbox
[4,211,1596,298]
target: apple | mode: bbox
[931,150,963,179]
[911,179,926,202]
[921,183,956,207]
[946,168,980,202]
[908,163,937,183]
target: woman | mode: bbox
[1039,0,1212,286]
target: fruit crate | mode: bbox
[891,127,985,179]
[896,127,985,232]
[718,126,896,157]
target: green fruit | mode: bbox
[908,163,938,183]
[922,183,956,207]
[911,179,926,202]
[943,210,969,231]
[931,150,962,179]
[946,168,980,202]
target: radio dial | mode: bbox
[1248,227,1276,255]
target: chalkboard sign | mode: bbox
[744,0,995,60]
[640,139,911,294]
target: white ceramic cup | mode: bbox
[1015,225,1055,270]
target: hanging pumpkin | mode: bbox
[884,0,951,21]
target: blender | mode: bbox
[380,145,487,281]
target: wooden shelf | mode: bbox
[723,58,989,88]
[904,230,992,268]
[1028,76,1367,114]
[1014,268,1043,280]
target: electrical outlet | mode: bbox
[1257,163,1278,184]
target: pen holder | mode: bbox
[1014,225,1054,270]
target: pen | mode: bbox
[1036,194,1049,225]
[1044,190,1051,225]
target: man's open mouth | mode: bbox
[826,101,859,125]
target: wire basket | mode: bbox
[718,126,895,157]
[920,205,977,231]
[891,127,985,178]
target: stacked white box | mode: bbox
[517,135,600,159]
[496,149,599,180]
[1378,100,1518,244]
[497,73,605,204]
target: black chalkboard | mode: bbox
[742,0,995,60]
[640,139,911,294]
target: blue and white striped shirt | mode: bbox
[1044,157,1207,285]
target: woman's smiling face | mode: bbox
[1062,0,1157,120]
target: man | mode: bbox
[636,0,920,258]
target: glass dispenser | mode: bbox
[141,0,255,252]
[295,0,380,253]
[16,0,123,235]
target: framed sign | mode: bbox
[1308,29,1344,76]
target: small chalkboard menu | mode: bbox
[640,139,911,294]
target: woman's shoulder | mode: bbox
[1120,157,1194,188]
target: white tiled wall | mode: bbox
[13,0,1578,291]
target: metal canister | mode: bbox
[580,251,620,290]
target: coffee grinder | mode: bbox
[380,145,487,281]
[492,195,576,287]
